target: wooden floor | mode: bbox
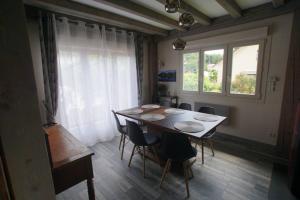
[56,136,273,200]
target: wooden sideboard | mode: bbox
[44,125,95,200]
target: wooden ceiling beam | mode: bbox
[272,0,286,8]
[155,0,211,25]
[23,0,168,36]
[215,0,242,18]
[165,1,300,41]
[92,0,184,31]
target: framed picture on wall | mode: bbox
[158,70,176,82]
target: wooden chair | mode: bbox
[126,120,160,178]
[159,132,197,198]
[178,103,192,111]
[197,106,216,164]
[112,110,128,160]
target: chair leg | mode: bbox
[160,159,171,188]
[121,135,126,160]
[186,160,194,179]
[189,167,194,179]
[183,161,190,198]
[209,139,215,156]
[119,134,124,150]
[151,146,162,168]
[201,139,204,164]
[143,146,146,178]
[128,145,136,167]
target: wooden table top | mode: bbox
[116,106,226,139]
[44,125,94,169]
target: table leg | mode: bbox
[87,178,95,200]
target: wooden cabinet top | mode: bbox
[44,125,94,169]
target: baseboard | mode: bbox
[211,132,288,165]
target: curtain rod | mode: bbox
[56,17,134,35]
[25,5,146,36]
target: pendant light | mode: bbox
[164,0,187,50]
[172,38,186,50]
[165,0,180,13]
[179,12,194,28]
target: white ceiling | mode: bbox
[184,0,228,17]
[71,0,273,30]
[72,0,174,29]
[131,0,181,20]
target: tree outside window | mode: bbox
[182,52,199,91]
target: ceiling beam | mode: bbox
[215,0,242,18]
[165,1,300,40]
[23,0,168,36]
[155,0,211,25]
[272,0,286,8]
[92,0,184,31]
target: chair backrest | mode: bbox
[126,120,147,146]
[198,106,215,114]
[112,110,123,133]
[178,103,192,111]
[160,132,195,161]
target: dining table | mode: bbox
[116,105,227,140]
[116,105,227,177]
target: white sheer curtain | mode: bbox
[55,18,138,146]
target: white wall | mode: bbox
[157,13,294,145]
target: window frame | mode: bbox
[226,39,265,99]
[180,50,201,95]
[179,39,265,100]
[200,45,227,95]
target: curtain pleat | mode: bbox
[38,11,58,125]
[147,36,158,103]
[134,33,144,106]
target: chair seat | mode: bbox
[144,133,160,145]
[121,125,148,135]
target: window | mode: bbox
[182,52,199,91]
[229,44,260,96]
[203,49,224,93]
[181,40,264,98]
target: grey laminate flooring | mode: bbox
[56,136,272,200]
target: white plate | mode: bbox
[141,104,160,109]
[122,109,143,115]
[140,114,165,121]
[194,114,218,122]
[164,108,185,114]
[174,121,205,133]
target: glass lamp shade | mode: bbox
[179,13,195,28]
[172,38,186,50]
[165,0,180,13]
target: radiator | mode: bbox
[194,102,230,125]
